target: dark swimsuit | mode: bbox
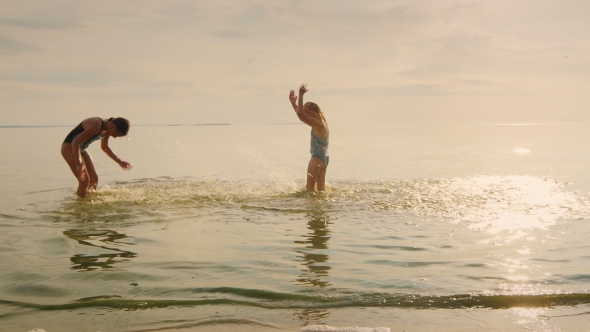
[62,118,105,151]
[310,130,329,166]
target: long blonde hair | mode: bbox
[304,102,328,128]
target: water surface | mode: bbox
[1,122,589,332]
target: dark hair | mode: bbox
[108,117,130,136]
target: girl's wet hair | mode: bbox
[304,102,321,113]
[304,102,328,128]
[108,117,130,135]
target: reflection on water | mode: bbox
[497,257,534,295]
[511,308,549,329]
[293,209,333,288]
[63,229,137,271]
[295,309,331,327]
[293,206,333,326]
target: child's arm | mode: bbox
[101,136,132,170]
[296,83,307,115]
[289,90,298,111]
[294,84,323,128]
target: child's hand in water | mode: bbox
[119,161,132,170]
[299,83,308,95]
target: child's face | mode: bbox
[108,126,126,138]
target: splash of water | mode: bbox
[49,176,590,232]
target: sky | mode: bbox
[1,0,589,125]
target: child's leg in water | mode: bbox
[316,164,327,191]
[306,157,327,191]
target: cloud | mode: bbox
[0,70,135,87]
[207,30,247,39]
[450,78,500,87]
[0,68,196,89]
[0,36,37,54]
[321,84,450,98]
[0,18,81,30]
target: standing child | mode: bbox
[289,84,329,192]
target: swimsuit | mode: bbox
[62,118,105,151]
[310,129,329,166]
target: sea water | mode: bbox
[0,122,589,332]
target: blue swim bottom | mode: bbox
[312,155,329,166]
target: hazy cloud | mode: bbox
[0,69,195,88]
[0,36,37,54]
[207,30,247,39]
[0,18,81,30]
[450,78,500,87]
[322,84,450,97]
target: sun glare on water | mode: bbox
[460,175,583,234]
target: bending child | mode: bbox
[61,117,131,198]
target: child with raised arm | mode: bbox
[289,84,329,192]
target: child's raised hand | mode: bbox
[289,90,297,104]
[299,83,308,95]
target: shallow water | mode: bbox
[1,122,590,332]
